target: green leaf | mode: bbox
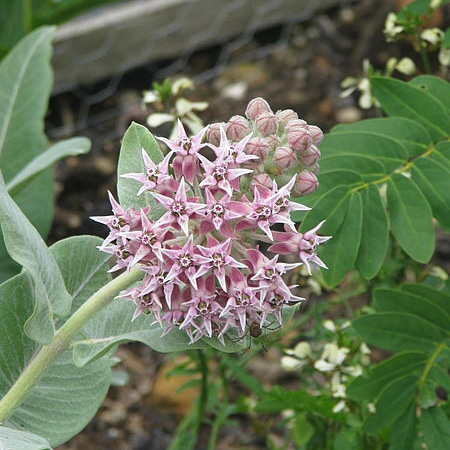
[388,401,416,450]
[334,430,363,450]
[409,75,450,116]
[355,184,389,279]
[297,185,350,232]
[420,406,450,450]
[49,235,111,314]
[320,154,386,178]
[72,298,209,367]
[411,157,450,230]
[320,192,363,287]
[332,117,431,157]
[321,131,407,172]
[0,26,53,164]
[117,122,165,219]
[293,412,314,446]
[352,313,443,353]
[6,137,91,191]
[371,76,449,142]
[0,273,111,446]
[347,352,427,401]
[0,173,71,344]
[364,376,417,432]
[433,141,450,170]
[0,427,52,450]
[387,174,435,263]
[401,284,450,316]
[373,289,450,332]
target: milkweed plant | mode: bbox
[1,3,450,448]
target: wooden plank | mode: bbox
[52,0,339,92]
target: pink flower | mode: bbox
[200,189,247,232]
[157,120,208,184]
[195,237,247,291]
[152,178,206,235]
[121,149,174,195]
[162,235,205,290]
[269,221,331,274]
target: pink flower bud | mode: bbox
[207,123,225,146]
[299,145,321,167]
[256,112,278,135]
[287,119,307,129]
[251,173,274,190]
[287,124,312,152]
[245,137,270,160]
[308,163,320,174]
[294,170,318,196]
[276,109,298,126]
[245,97,272,120]
[274,146,296,170]
[308,125,323,146]
[226,115,251,142]
[264,134,280,149]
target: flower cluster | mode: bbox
[93,98,330,345]
[207,97,323,196]
[281,320,371,413]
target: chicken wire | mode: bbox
[47,0,356,144]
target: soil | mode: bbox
[46,1,448,449]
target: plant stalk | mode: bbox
[0,268,143,423]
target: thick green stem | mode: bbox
[0,268,142,423]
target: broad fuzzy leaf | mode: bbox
[352,312,443,353]
[0,273,111,446]
[371,76,449,142]
[0,174,71,344]
[0,427,52,450]
[117,122,165,218]
[355,184,389,279]
[6,137,91,191]
[387,174,435,263]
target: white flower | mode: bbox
[314,359,335,372]
[146,113,175,128]
[171,77,194,95]
[368,403,376,414]
[439,47,450,66]
[421,28,444,46]
[143,90,159,104]
[332,400,346,413]
[395,57,416,75]
[321,343,349,367]
[293,342,312,359]
[323,320,336,332]
[331,372,346,398]
[384,13,404,41]
[342,365,363,377]
[281,356,307,371]
[431,0,442,9]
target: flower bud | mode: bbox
[256,112,278,135]
[308,163,320,174]
[226,115,251,142]
[251,173,273,190]
[265,134,280,149]
[276,109,298,126]
[245,97,272,120]
[299,145,320,167]
[308,125,323,146]
[207,122,224,146]
[287,122,312,152]
[245,137,270,160]
[294,170,318,196]
[287,119,307,129]
[274,146,296,170]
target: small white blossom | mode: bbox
[421,28,444,46]
[384,13,404,41]
[395,57,416,75]
[323,320,336,332]
[332,400,346,413]
[281,356,306,371]
[439,47,450,66]
[293,342,312,359]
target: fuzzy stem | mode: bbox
[0,268,143,423]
